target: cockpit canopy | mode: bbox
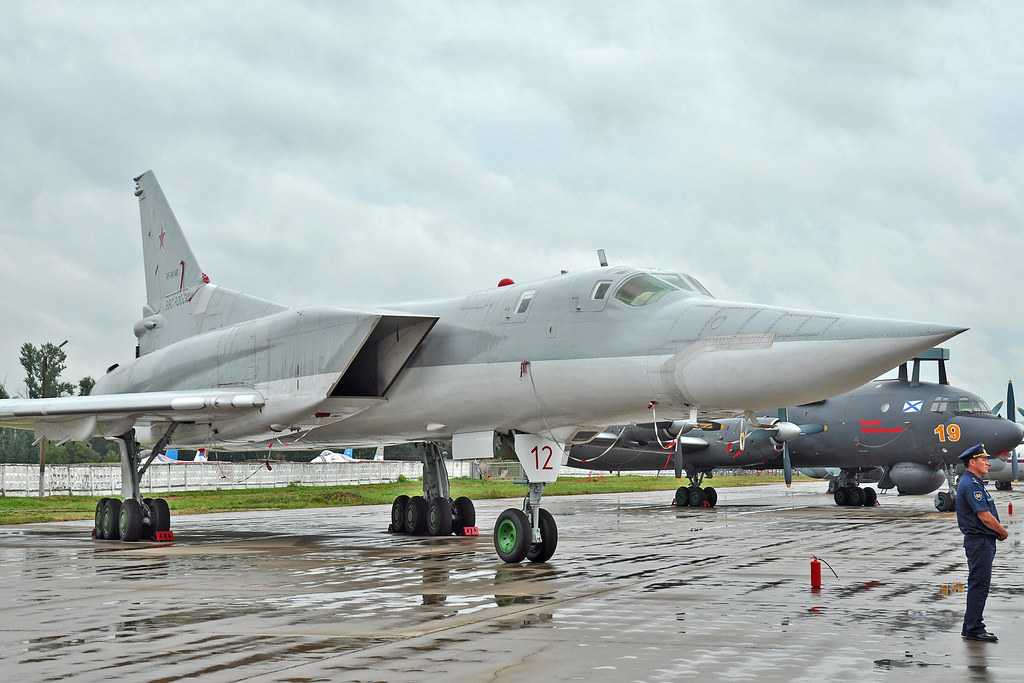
[932,396,992,414]
[613,270,712,307]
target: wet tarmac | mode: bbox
[1,481,1022,682]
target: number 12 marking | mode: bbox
[532,445,554,470]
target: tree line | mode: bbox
[1,342,425,464]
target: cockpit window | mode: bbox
[614,273,676,307]
[931,398,948,412]
[655,272,713,296]
[956,397,990,414]
[591,281,612,300]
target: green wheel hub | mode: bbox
[496,518,519,553]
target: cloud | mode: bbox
[1,0,1022,406]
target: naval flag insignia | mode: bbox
[903,400,922,413]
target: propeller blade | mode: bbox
[783,442,793,488]
[992,401,1004,416]
[1009,381,1018,481]
[674,437,683,480]
[1018,406,1024,420]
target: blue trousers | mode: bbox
[963,534,997,635]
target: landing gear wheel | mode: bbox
[391,495,409,533]
[675,487,690,507]
[703,486,718,507]
[827,480,838,494]
[848,487,865,507]
[152,498,171,533]
[405,495,428,535]
[119,499,143,542]
[452,496,476,535]
[142,497,155,539]
[833,488,849,507]
[494,508,530,563]
[94,497,110,537]
[101,498,122,540]
[427,498,453,536]
[934,491,955,512]
[527,508,558,564]
[689,487,707,507]
[862,487,877,506]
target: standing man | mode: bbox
[955,443,1009,642]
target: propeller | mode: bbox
[739,409,829,487]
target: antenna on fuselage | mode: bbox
[597,249,608,267]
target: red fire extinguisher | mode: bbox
[811,556,822,588]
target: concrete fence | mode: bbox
[0,461,447,497]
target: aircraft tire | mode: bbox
[427,498,453,536]
[689,487,707,507]
[848,487,864,506]
[674,487,690,507]
[391,495,409,533]
[934,491,955,512]
[862,487,877,506]
[405,496,428,535]
[833,488,849,507]
[704,487,718,507]
[94,497,110,537]
[152,498,171,532]
[141,498,155,539]
[101,498,122,540]
[527,508,558,563]
[119,499,143,542]
[452,496,476,535]
[494,508,530,563]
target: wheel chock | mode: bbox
[462,527,480,536]
[154,531,174,542]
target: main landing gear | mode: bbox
[389,442,479,537]
[93,427,177,542]
[828,469,878,507]
[673,467,718,508]
[833,485,877,507]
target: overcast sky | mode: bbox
[2,1,1023,412]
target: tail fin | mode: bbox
[135,171,206,310]
[132,171,285,354]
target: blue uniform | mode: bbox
[956,470,999,636]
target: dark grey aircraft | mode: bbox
[0,172,966,563]
[567,350,1023,512]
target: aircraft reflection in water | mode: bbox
[566,349,1023,512]
[0,172,966,563]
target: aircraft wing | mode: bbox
[0,390,265,443]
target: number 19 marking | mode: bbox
[934,424,961,442]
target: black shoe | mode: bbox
[963,631,998,642]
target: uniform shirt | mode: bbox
[956,469,1000,537]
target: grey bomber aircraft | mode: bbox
[566,349,1023,512]
[0,171,967,563]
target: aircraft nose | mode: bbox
[662,302,967,412]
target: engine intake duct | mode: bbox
[330,314,436,398]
